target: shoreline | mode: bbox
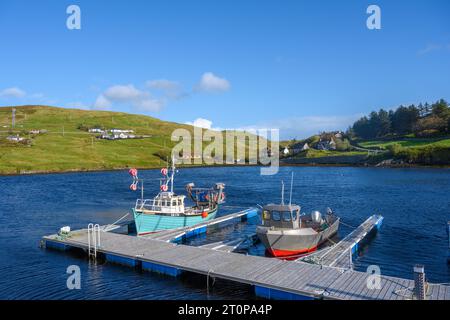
[280,162,450,169]
[0,163,262,177]
[1,162,449,177]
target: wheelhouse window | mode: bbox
[282,211,292,222]
[271,211,281,221]
[263,210,271,220]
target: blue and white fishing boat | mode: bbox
[130,158,225,235]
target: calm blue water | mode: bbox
[0,166,449,299]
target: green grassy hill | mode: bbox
[358,137,450,149]
[357,136,450,165]
[281,134,450,166]
[0,105,258,174]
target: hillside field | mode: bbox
[0,105,261,174]
[358,137,450,150]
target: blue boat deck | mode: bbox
[143,208,258,242]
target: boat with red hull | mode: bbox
[256,177,340,259]
[257,204,340,259]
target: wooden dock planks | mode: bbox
[42,223,449,300]
[200,237,248,252]
[298,215,383,269]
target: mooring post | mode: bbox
[413,264,426,300]
[206,269,214,298]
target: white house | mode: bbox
[99,132,138,140]
[283,147,290,155]
[316,138,336,151]
[110,129,134,133]
[111,133,129,139]
[6,135,24,142]
[290,142,310,154]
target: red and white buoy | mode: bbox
[129,168,139,191]
[129,168,138,177]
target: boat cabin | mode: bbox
[261,204,301,229]
[136,192,186,215]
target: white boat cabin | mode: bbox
[136,192,186,215]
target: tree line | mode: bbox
[350,99,450,139]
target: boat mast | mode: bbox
[289,172,294,205]
[170,154,175,193]
[289,172,295,222]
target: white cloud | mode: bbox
[93,73,230,112]
[93,94,112,109]
[0,87,26,98]
[146,79,180,91]
[103,84,145,101]
[418,43,450,56]
[185,118,258,133]
[30,93,44,99]
[186,118,214,129]
[134,98,165,112]
[418,44,442,55]
[93,84,165,112]
[195,72,230,93]
[146,79,186,100]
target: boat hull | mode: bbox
[257,218,340,258]
[133,207,218,235]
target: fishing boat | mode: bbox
[256,176,340,258]
[130,158,225,235]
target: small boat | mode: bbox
[130,158,225,235]
[256,176,340,258]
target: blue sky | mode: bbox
[0,0,449,139]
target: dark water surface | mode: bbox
[1,166,449,299]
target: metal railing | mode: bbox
[87,223,101,259]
